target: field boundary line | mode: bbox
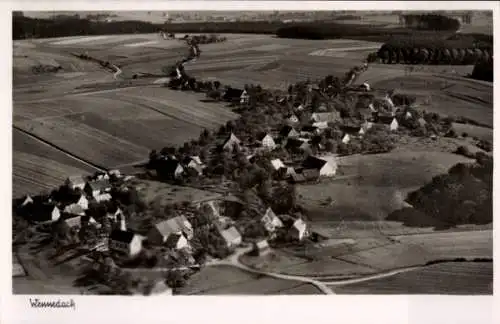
[13,125,106,172]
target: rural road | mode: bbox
[321,265,422,285]
[208,245,336,295]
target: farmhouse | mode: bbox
[85,179,111,198]
[37,204,61,222]
[63,204,86,216]
[311,112,341,123]
[377,114,399,131]
[165,233,190,250]
[223,88,245,102]
[109,169,121,178]
[270,159,286,171]
[342,133,351,144]
[62,215,99,232]
[252,239,271,256]
[66,175,86,190]
[106,205,124,222]
[161,158,185,179]
[285,138,310,152]
[417,117,427,128]
[302,155,337,177]
[288,218,308,241]
[312,121,329,129]
[108,229,143,257]
[256,133,276,150]
[280,125,300,139]
[219,226,242,249]
[95,193,112,203]
[183,156,205,176]
[147,215,194,245]
[301,126,320,136]
[67,194,89,210]
[240,89,250,104]
[261,208,284,233]
[361,82,371,91]
[222,133,241,152]
[20,195,34,208]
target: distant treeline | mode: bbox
[401,14,461,31]
[13,16,161,39]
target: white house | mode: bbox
[85,179,111,199]
[280,125,300,139]
[66,175,86,190]
[109,229,143,257]
[270,159,286,171]
[165,233,189,250]
[288,218,308,241]
[302,155,337,177]
[68,194,89,210]
[219,226,242,249]
[390,118,399,131]
[368,103,377,113]
[148,215,193,245]
[20,195,33,208]
[261,208,284,233]
[253,240,271,256]
[240,90,250,104]
[361,82,371,91]
[62,215,99,232]
[342,133,351,144]
[106,206,123,223]
[312,121,329,129]
[295,104,304,111]
[257,133,276,150]
[405,111,413,120]
[184,156,205,176]
[95,193,112,203]
[63,204,86,216]
[222,133,241,152]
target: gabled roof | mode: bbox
[86,179,111,192]
[64,216,83,228]
[68,194,87,204]
[110,229,137,243]
[270,159,285,170]
[223,133,241,147]
[302,156,328,170]
[223,88,244,100]
[285,138,307,150]
[301,125,318,133]
[280,125,299,137]
[292,218,307,232]
[311,112,341,123]
[64,204,85,216]
[153,215,192,238]
[378,114,396,124]
[256,132,273,142]
[220,226,241,243]
[165,233,186,248]
[161,158,184,174]
[40,203,59,215]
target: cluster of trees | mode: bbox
[187,34,227,44]
[405,153,493,227]
[377,34,493,65]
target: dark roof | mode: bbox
[40,203,58,214]
[302,156,327,170]
[110,229,136,243]
[280,125,299,137]
[160,158,183,175]
[301,126,318,133]
[165,233,185,248]
[340,124,361,134]
[290,173,306,183]
[256,132,271,141]
[378,114,395,124]
[285,138,306,150]
[223,88,244,100]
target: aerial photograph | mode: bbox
[12,10,493,296]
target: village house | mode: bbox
[223,87,245,103]
[162,158,185,179]
[222,133,241,152]
[256,133,276,150]
[108,169,121,178]
[301,126,321,137]
[67,194,89,210]
[108,229,143,257]
[277,166,296,180]
[63,204,86,217]
[240,89,250,104]
[310,112,341,124]
[302,155,337,177]
[61,215,100,233]
[312,121,329,129]
[106,205,124,223]
[219,226,242,249]
[147,215,194,246]
[285,138,310,153]
[361,82,371,91]
[279,125,300,139]
[288,218,308,241]
[65,175,87,190]
[261,208,284,233]
[183,156,205,176]
[20,195,33,208]
[270,158,286,172]
[342,133,351,144]
[85,179,112,199]
[37,204,61,222]
[377,115,399,131]
[252,239,271,256]
[417,117,427,128]
[165,233,190,250]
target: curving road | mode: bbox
[207,245,335,295]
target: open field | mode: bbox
[298,151,473,221]
[132,179,222,207]
[332,262,493,294]
[178,265,319,295]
